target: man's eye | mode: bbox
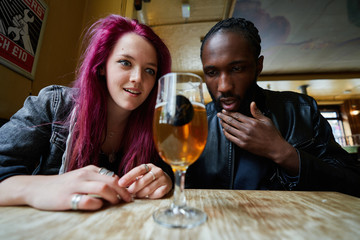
[146,68,156,75]
[233,66,243,72]
[119,60,131,66]
[205,70,217,77]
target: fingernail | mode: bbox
[118,179,124,186]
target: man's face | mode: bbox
[201,31,263,112]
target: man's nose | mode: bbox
[217,73,233,93]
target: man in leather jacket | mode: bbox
[185,18,360,197]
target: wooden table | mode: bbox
[0,190,359,240]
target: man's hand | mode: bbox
[217,101,299,175]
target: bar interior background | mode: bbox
[0,0,359,154]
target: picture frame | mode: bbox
[231,0,360,75]
[0,0,48,80]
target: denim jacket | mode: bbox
[0,85,74,180]
[0,85,174,182]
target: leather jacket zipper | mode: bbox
[229,141,234,189]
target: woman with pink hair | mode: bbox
[0,15,173,211]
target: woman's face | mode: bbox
[104,32,158,113]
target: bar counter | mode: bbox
[0,189,359,239]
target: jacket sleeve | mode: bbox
[0,85,66,181]
[294,97,360,197]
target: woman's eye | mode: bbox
[119,60,131,66]
[145,68,156,75]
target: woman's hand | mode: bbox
[118,163,172,199]
[0,165,132,211]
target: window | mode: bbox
[320,106,346,145]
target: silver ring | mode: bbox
[99,167,115,177]
[143,164,150,173]
[71,194,83,210]
[98,167,108,175]
[149,171,156,181]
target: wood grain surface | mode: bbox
[0,190,359,240]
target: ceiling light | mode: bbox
[182,3,190,18]
[350,104,359,116]
[350,110,360,116]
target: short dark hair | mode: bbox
[200,17,261,59]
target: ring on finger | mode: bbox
[149,170,156,181]
[71,194,84,210]
[143,164,150,173]
[99,167,115,177]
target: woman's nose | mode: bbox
[130,67,142,83]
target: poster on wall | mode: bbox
[0,0,48,80]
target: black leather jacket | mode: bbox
[186,86,360,197]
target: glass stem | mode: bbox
[171,169,187,210]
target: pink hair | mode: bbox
[68,15,171,175]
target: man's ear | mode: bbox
[256,55,264,76]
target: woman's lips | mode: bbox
[124,88,141,96]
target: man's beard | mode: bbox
[210,82,258,117]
